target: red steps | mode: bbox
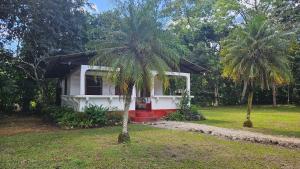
[130,110,159,122]
[129,109,176,123]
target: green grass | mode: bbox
[1,125,300,169]
[196,105,300,138]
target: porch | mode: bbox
[60,65,191,122]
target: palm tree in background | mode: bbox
[221,14,292,127]
[89,0,184,142]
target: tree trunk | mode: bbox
[241,80,248,104]
[39,81,49,105]
[122,97,131,134]
[214,84,219,106]
[272,82,277,107]
[246,91,253,121]
[287,85,290,105]
[244,81,253,128]
[118,82,134,143]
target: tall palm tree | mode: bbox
[221,14,292,127]
[89,0,184,142]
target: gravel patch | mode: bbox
[148,121,300,148]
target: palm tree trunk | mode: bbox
[244,81,253,127]
[272,82,277,107]
[246,90,253,121]
[118,82,134,143]
[241,80,248,104]
[122,96,131,134]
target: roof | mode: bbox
[45,51,208,78]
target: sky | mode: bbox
[89,0,116,13]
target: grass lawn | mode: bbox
[197,105,300,138]
[0,115,300,169]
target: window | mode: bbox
[85,75,102,95]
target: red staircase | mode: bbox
[129,109,175,123]
[130,110,159,122]
[130,99,176,122]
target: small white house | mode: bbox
[46,52,206,122]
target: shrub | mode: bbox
[84,104,109,126]
[41,106,74,122]
[58,111,92,128]
[106,111,123,125]
[41,105,122,129]
[165,111,185,121]
[166,90,206,121]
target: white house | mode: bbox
[45,52,206,122]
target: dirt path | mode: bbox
[0,114,58,136]
[149,121,300,148]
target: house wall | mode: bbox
[151,96,181,110]
[70,69,81,95]
[154,76,163,95]
[77,96,136,112]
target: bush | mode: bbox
[106,111,123,126]
[165,91,206,121]
[84,104,109,126]
[41,106,74,122]
[41,105,122,129]
[184,105,206,121]
[165,111,185,121]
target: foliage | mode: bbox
[42,105,121,128]
[0,48,26,113]
[221,14,292,88]
[166,90,206,121]
[84,104,109,126]
[220,13,293,126]
[165,111,185,121]
[163,0,228,106]
[88,0,185,96]
[1,0,91,107]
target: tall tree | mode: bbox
[163,0,229,106]
[88,0,184,143]
[1,0,90,107]
[221,14,292,127]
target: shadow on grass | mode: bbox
[194,119,233,125]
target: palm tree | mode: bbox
[221,14,292,127]
[89,0,184,142]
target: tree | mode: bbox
[0,48,21,112]
[163,0,227,106]
[1,0,91,107]
[221,14,292,127]
[88,0,184,143]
